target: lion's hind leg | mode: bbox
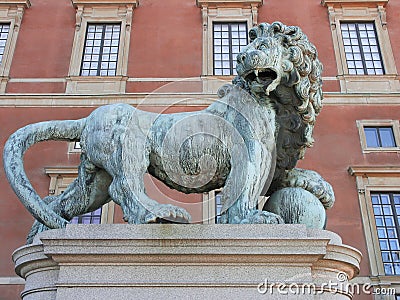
[26,155,112,244]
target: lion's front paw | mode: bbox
[144,204,192,224]
[240,210,284,224]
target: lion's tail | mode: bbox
[3,118,86,229]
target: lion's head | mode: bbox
[233,22,324,190]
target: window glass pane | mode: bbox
[380,240,389,250]
[393,252,400,262]
[381,194,391,204]
[71,207,102,224]
[377,228,387,238]
[390,240,399,250]
[387,228,398,238]
[374,206,383,215]
[371,195,380,204]
[382,251,391,262]
[364,127,379,147]
[379,127,396,147]
[383,205,393,215]
[385,218,394,227]
[384,264,394,275]
[375,216,384,226]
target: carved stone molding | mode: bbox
[196,0,263,27]
[321,0,388,7]
[196,0,262,8]
[71,0,139,8]
[0,0,30,8]
[348,166,400,177]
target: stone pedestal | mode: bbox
[13,224,361,299]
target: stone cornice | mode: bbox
[45,167,78,176]
[321,0,388,8]
[348,166,400,176]
[196,0,263,8]
[1,91,400,107]
[0,0,30,8]
[71,0,139,8]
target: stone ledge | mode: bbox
[13,224,362,299]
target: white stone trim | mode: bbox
[66,1,138,94]
[0,276,24,284]
[8,77,67,83]
[321,1,399,93]
[0,0,30,93]
[1,92,400,107]
[356,119,400,153]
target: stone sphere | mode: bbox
[263,187,326,229]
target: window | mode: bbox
[81,23,121,76]
[321,0,398,93]
[371,192,400,275]
[0,23,10,64]
[213,22,248,76]
[340,22,384,75]
[357,120,400,153]
[67,0,138,93]
[364,126,396,148]
[349,167,400,290]
[71,207,102,224]
[196,0,262,93]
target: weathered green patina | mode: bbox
[3,22,334,243]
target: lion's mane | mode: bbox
[234,22,324,192]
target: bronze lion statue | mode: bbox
[3,22,334,243]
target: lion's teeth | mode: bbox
[254,70,259,77]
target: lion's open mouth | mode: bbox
[244,68,277,86]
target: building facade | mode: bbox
[0,0,399,298]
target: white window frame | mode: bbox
[357,120,400,153]
[196,0,263,93]
[66,0,139,94]
[321,0,399,93]
[349,166,400,295]
[45,167,114,224]
[0,0,30,93]
[68,141,82,153]
[202,189,268,224]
